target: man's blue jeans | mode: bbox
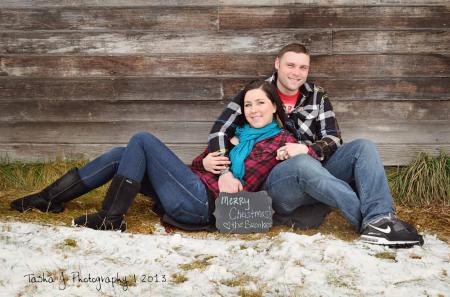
[263,139,395,231]
[77,132,209,225]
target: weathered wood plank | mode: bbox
[219,0,450,6]
[0,7,218,31]
[223,78,450,101]
[0,55,274,78]
[319,78,450,101]
[0,100,447,122]
[0,0,218,8]
[1,143,448,166]
[312,54,450,78]
[333,30,450,54]
[0,143,206,164]
[0,30,331,55]
[0,101,226,122]
[0,78,224,101]
[2,54,449,78]
[220,6,450,29]
[1,121,448,144]
[1,0,449,7]
[2,77,448,103]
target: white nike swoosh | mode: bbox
[369,224,391,234]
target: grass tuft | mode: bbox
[178,255,215,271]
[388,151,449,206]
[374,251,396,261]
[238,287,263,297]
[221,273,253,287]
[171,273,188,284]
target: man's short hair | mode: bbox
[277,43,309,59]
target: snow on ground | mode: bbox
[0,221,449,297]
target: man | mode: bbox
[203,43,423,247]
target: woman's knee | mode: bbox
[130,131,155,142]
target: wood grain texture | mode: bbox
[0,78,224,101]
[0,7,218,31]
[220,6,450,29]
[0,55,275,78]
[219,0,450,6]
[1,100,447,122]
[2,54,449,78]
[0,100,226,122]
[1,121,448,144]
[1,143,448,165]
[223,78,450,101]
[0,1,218,8]
[333,30,450,54]
[0,30,331,55]
[2,77,448,103]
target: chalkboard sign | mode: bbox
[214,191,274,234]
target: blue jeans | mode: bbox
[263,139,395,231]
[77,132,209,225]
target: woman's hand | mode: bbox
[276,143,309,160]
[203,152,231,174]
[218,172,243,193]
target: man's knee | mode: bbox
[349,138,378,158]
[288,154,324,177]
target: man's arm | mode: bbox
[207,90,244,156]
[309,92,342,161]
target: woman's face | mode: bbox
[243,88,276,128]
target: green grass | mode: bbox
[388,151,449,207]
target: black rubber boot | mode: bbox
[73,174,123,228]
[73,175,140,231]
[10,168,89,213]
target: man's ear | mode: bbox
[274,57,280,70]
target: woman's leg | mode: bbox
[76,132,209,230]
[77,147,125,189]
[126,132,209,225]
[10,146,125,213]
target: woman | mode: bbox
[10,80,297,231]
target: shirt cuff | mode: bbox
[307,146,318,159]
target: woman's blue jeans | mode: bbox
[263,138,395,231]
[77,132,209,225]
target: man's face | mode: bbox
[274,52,310,95]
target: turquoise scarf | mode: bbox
[229,121,282,183]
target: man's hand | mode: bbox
[218,172,243,193]
[203,151,231,174]
[276,143,309,160]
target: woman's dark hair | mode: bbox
[239,79,287,128]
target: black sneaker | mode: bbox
[360,215,424,248]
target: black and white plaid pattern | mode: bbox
[208,73,342,161]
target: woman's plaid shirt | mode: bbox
[207,74,343,161]
[191,130,296,200]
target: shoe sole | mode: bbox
[360,235,422,247]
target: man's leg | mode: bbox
[324,139,423,246]
[265,154,362,228]
[323,138,394,228]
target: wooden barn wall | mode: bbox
[0,0,449,165]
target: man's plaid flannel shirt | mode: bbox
[191,130,296,200]
[208,74,342,161]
